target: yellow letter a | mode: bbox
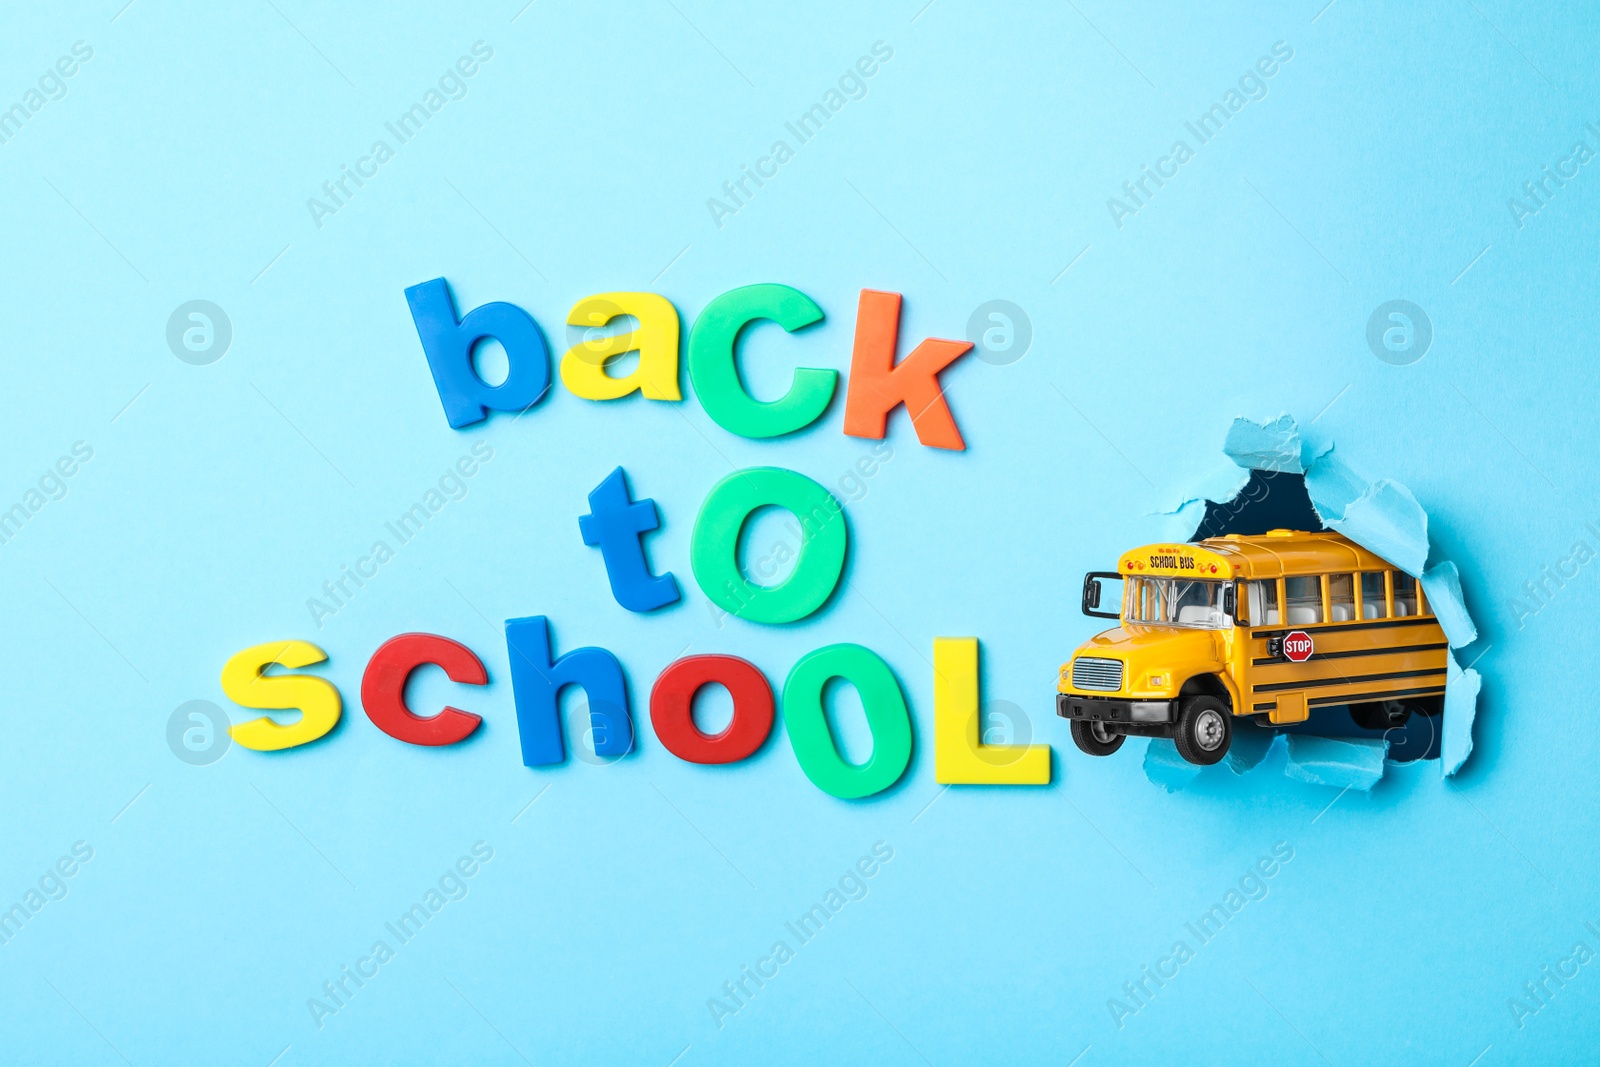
[561,292,681,400]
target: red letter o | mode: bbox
[649,655,773,764]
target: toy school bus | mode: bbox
[1056,529,1447,765]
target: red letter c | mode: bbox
[361,632,486,746]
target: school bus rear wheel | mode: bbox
[1175,695,1231,766]
[1350,695,1443,730]
[1349,700,1411,731]
[1070,719,1125,757]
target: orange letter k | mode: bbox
[843,289,974,450]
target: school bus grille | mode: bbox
[1072,657,1124,692]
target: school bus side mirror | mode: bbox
[1082,571,1123,619]
[1223,582,1236,618]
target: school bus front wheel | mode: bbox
[1070,719,1125,757]
[1174,695,1231,765]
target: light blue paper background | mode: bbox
[1,1,1596,1063]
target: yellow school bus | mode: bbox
[1056,529,1448,765]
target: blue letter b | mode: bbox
[405,277,551,428]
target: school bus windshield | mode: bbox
[1125,577,1229,629]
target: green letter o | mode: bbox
[691,467,848,625]
[782,644,913,799]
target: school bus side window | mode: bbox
[1328,573,1357,622]
[1247,579,1280,626]
[1359,572,1386,619]
[1393,571,1420,616]
[1284,575,1323,624]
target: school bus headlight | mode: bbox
[1059,665,1071,684]
[1147,673,1168,688]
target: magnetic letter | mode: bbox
[404,277,551,428]
[691,467,847,624]
[782,644,912,799]
[933,637,1050,784]
[560,292,682,401]
[221,640,342,751]
[360,633,486,746]
[686,284,835,439]
[843,289,973,450]
[650,655,774,764]
[504,616,633,766]
[579,467,680,613]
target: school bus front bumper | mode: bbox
[1056,694,1176,727]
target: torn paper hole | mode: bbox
[1143,739,1205,794]
[1222,414,1304,474]
[1326,480,1429,578]
[1442,649,1483,776]
[1421,561,1478,648]
[1282,735,1389,791]
[1138,415,1483,794]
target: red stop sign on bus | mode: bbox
[1283,630,1314,662]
